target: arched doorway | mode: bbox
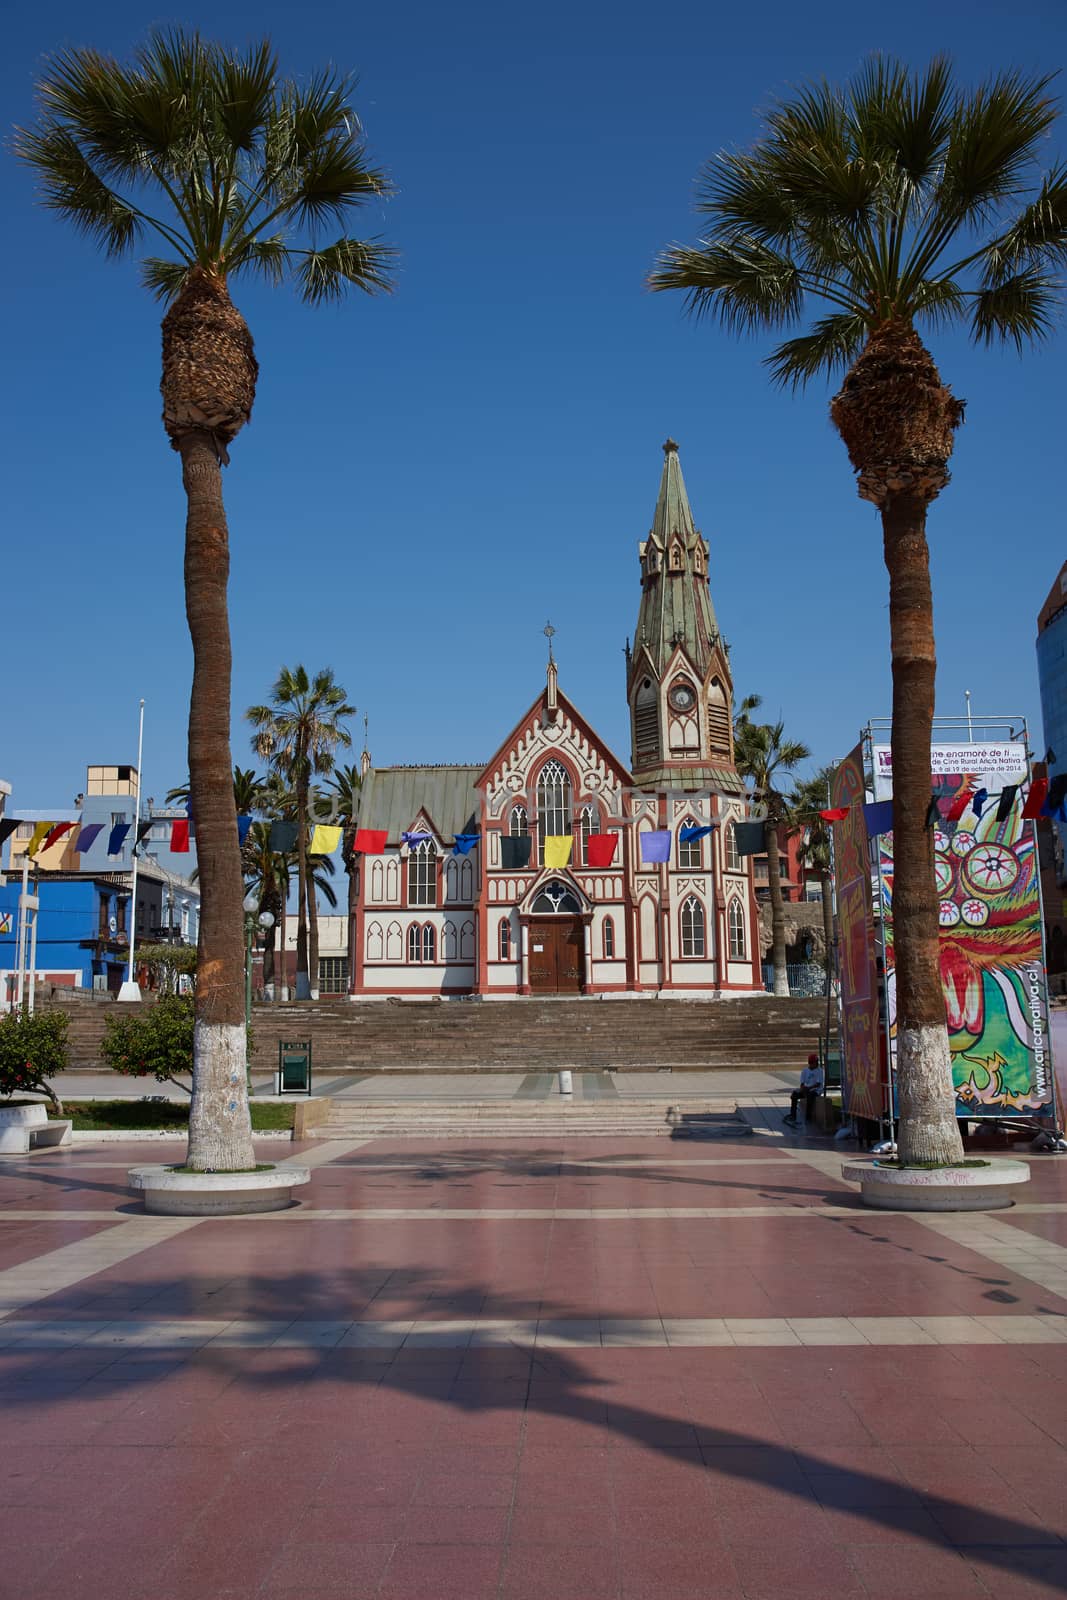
[525,880,585,993]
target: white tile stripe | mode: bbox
[0,1313,1065,1351]
[7,1202,1067,1223]
[0,1219,201,1319]
[918,1213,1067,1305]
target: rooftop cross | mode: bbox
[543,620,556,663]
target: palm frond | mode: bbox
[936,68,1058,224]
[296,237,397,304]
[765,311,867,388]
[909,276,967,331]
[287,137,392,229]
[649,237,803,331]
[697,151,796,242]
[850,54,953,186]
[233,234,288,286]
[14,125,143,255]
[214,39,277,152]
[970,267,1059,349]
[141,256,190,300]
[981,162,1067,279]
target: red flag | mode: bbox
[1022,778,1049,819]
[944,793,970,822]
[42,822,74,850]
[586,834,618,868]
[171,819,190,852]
[354,828,388,855]
[819,807,849,822]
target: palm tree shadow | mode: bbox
[3,1265,1065,1590]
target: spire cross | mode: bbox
[543,620,556,663]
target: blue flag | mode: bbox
[453,834,479,856]
[680,825,715,842]
[237,815,253,845]
[75,822,104,853]
[107,823,131,856]
[863,799,894,837]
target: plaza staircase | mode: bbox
[47,991,825,1075]
[316,1098,754,1140]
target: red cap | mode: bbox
[807,1053,819,1066]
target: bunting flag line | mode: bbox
[268,821,298,853]
[819,807,850,822]
[75,822,104,853]
[453,834,479,857]
[42,822,74,851]
[543,835,573,869]
[996,785,1019,823]
[733,820,766,856]
[971,788,988,820]
[1022,779,1049,820]
[679,825,715,842]
[401,832,433,846]
[1045,774,1067,822]
[237,816,252,846]
[171,819,190,853]
[107,823,131,856]
[354,828,388,855]
[27,822,55,856]
[0,819,19,850]
[640,830,671,864]
[863,799,894,837]
[944,793,971,822]
[500,834,532,870]
[924,797,941,829]
[309,825,342,856]
[586,833,619,867]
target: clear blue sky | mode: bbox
[2,0,1064,811]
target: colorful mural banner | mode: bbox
[830,745,886,1122]
[876,744,1054,1119]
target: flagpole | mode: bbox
[118,699,145,1002]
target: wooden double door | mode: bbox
[527,918,584,993]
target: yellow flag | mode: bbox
[27,822,54,856]
[308,824,342,856]
[543,835,573,868]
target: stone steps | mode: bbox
[319,1100,750,1139]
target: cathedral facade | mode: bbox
[349,441,761,998]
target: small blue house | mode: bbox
[0,875,133,1002]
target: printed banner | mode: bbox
[877,744,1054,1119]
[830,745,886,1121]
[872,743,1027,799]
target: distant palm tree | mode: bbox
[17,31,393,1172]
[651,57,1064,1163]
[165,766,264,818]
[248,667,355,999]
[318,763,363,990]
[733,696,810,997]
[242,827,336,998]
[789,770,838,973]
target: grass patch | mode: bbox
[49,1099,294,1132]
[166,1164,277,1175]
[874,1158,991,1170]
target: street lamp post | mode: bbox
[243,892,274,1097]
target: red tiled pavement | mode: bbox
[1,1134,1067,1598]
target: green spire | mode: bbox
[634,439,719,673]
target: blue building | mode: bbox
[0,874,134,1000]
[1037,560,1067,982]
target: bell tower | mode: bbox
[625,440,739,791]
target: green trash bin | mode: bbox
[277,1039,312,1095]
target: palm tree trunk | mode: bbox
[295,775,310,999]
[179,429,256,1172]
[765,815,790,997]
[308,867,320,1000]
[820,868,834,976]
[883,494,963,1165]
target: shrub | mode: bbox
[0,1009,68,1111]
[101,994,194,1092]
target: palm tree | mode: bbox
[317,763,363,991]
[248,666,355,999]
[733,696,810,997]
[242,827,337,999]
[165,765,265,817]
[789,769,838,972]
[651,58,1064,1164]
[17,33,393,1172]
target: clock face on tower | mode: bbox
[669,682,696,711]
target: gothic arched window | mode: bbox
[422,923,436,963]
[530,880,582,914]
[407,923,421,962]
[407,839,437,906]
[725,821,740,872]
[680,896,706,958]
[499,918,511,960]
[678,818,702,871]
[603,917,615,959]
[579,805,599,866]
[728,900,746,960]
[537,759,572,866]
[510,803,529,837]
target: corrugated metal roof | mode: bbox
[356,766,482,843]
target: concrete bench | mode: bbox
[0,1102,73,1155]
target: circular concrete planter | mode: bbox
[127,1163,311,1215]
[841,1157,1030,1212]
[0,1101,47,1153]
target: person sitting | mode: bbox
[784,1054,824,1125]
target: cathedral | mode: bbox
[349,441,761,998]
